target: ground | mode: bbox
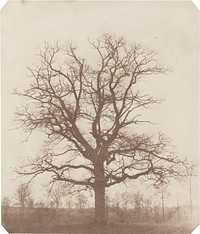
[4,222,196,234]
[2,207,197,233]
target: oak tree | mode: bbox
[15,34,190,224]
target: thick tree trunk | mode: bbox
[94,182,106,224]
[94,162,106,224]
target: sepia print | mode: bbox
[1,1,199,233]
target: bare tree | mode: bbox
[105,193,111,221]
[153,203,160,223]
[121,191,131,211]
[2,196,11,224]
[2,196,11,207]
[132,191,144,217]
[75,193,87,212]
[15,183,31,221]
[66,199,73,216]
[143,197,152,219]
[155,185,170,222]
[27,197,34,208]
[49,200,55,208]
[35,201,46,208]
[15,33,191,224]
[48,183,65,209]
[187,167,195,218]
[111,193,121,211]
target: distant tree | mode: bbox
[34,201,48,223]
[49,200,55,208]
[111,193,120,210]
[15,183,31,207]
[121,191,131,210]
[2,196,11,208]
[15,183,31,221]
[105,193,111,220]
[153,204,160,223]
[176,195,181,220]
[27,197,34,208]
[143,197,152,219]
[75,193,87,212]
[132,192,144,217]
[35,201,46,208]
[187,167,196,218]
[2,196,11,224]
[66,199,73,216]
[49,184,64,209]
[15,33,192,224]
[155,185,170,222]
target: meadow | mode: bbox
[2,206,198,233]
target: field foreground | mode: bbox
[5,222,196,234]
[3,206,198,233]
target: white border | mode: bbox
[191,2,200,234]
[192,225,200,234]
[0,0,7,10]
[0,226,8,234]
[0,0,7,233]
[192,1,200,234]
[0,1,199,234]
[192,0,200,10]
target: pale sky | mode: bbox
[1,1,199,207]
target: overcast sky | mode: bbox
[1,1,199,207]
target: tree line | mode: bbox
[2,182,195,226]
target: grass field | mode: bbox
[2,206,198,233]
[4,221,196,234]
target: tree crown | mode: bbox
[15,34,191,190]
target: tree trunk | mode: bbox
[94,162,106,224]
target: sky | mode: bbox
[1,1,199,208]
